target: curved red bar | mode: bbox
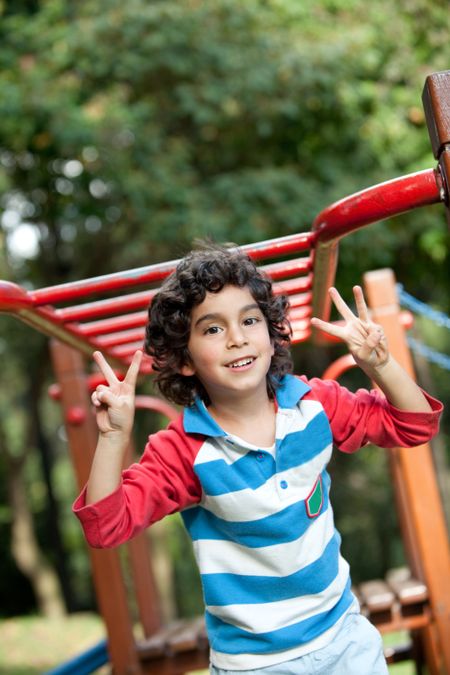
[0,280,33,311]
[312,169,442,244]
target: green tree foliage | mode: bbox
[0,0,448,614]
[1,0,448,282]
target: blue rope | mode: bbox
[397,284,450,330]
[406,337,450,371]
[396,284,450,371]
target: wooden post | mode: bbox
[125,439,162,638]
[422,70,450,226]
[124,398,179,635]
[50,340,142,675]
[363,269,450,675]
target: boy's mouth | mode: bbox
[225,357,255,369]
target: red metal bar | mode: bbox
[312,169,441,243]
[291,323,311,342]
[110,341,148,358]
[30,232,315,306]
[286,292,313,308]
[95,328,145,348]
[79,311,148,337]
[273,276,313,296]
[0,281,33,311]
[311,169,442,326]
[260,256,312,280]
[287,306,311,321]
[31,260,177,306]
[134,396,179,420]
[58,290,155,323]
[243,231,315,259]
[321,354,356,380]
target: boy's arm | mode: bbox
[85,350,143,504]
[73,421,203,548]
[311,286,431,413]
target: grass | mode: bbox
[0,613,106,674]
[0,614,415,674]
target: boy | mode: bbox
[73,244,442,674]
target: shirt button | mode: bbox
[280,480,288,489]
[256,452,264,461]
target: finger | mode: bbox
[124,350,143,387]
[357,327,384,362]
[91,391,101,407]
[366,328,383,350]
[371,326,387,352]
[328,287,355,322]
[93,351,119,386]
[353,286,369,323]
[94,386,118,408]
[310,316,344,339]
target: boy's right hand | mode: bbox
[91,350,143,443]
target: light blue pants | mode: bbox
[210,611,388,674]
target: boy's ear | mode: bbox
[180,362,195,377]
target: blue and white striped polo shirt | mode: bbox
[181,374,355,670]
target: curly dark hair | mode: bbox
[145,243,293,407]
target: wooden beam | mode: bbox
[50,340,142,675]
[363,269,450,675]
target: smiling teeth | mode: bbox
[227,358,254,368]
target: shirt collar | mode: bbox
[183,374,310,436]
[183,398,227,437]
[275,373,311,408]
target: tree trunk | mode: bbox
[0,421,66,618]
[29,362,78,611]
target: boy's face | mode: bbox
[181,285,274,407]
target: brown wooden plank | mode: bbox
[364,269,450,675]
[357,580,395,626]
[388,577,428,606]
[137,631,168,660]
[384,643,414,665]
[166,616,207,654]
[137,617,208,660]
[422,70,450,159]
[358,580,395,612]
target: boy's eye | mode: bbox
[243,316,261,326]
[204,325,222,335]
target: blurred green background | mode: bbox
[0,0,448,672]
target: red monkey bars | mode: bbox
[0,167,442,372]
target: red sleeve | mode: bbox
[303,377,443,454]
[72,416,203,548]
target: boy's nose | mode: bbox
[227,325,248,348]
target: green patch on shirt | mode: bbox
[306,475,323,517]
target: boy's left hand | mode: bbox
[311,286,389,371]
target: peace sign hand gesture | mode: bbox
[91,350,143,442]
[311,286,389,373]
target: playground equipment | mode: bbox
[1,71,449,674]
